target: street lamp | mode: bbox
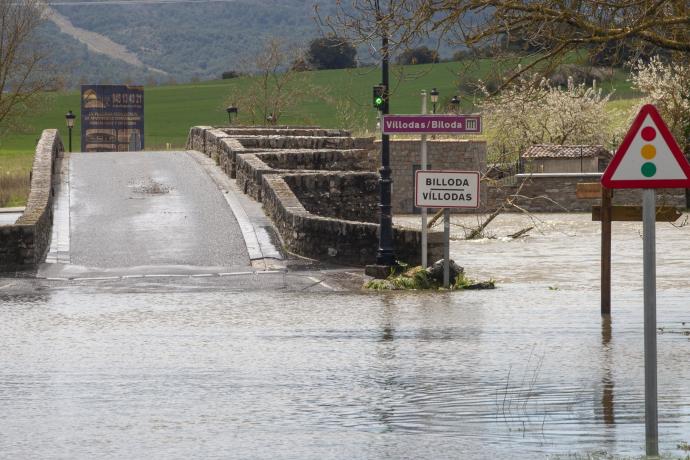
[430,88,439,114]
[450,95,460,114]
[65,110,76,152]
[226,105,238,125]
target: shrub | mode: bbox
[396,46,439,65]
[306,36,357,70]
[221,70,242,79]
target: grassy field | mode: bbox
[0,59,640,206]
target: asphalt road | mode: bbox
[66,151,250,271]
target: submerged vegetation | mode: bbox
[365,265,495,291]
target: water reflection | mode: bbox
[600,316,615,426]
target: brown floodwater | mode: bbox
[1,213,689,459]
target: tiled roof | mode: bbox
[522,144,610,159]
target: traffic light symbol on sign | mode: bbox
[640,126,657,178]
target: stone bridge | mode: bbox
[0,126,445,275]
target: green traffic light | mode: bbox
[375,97,383,106]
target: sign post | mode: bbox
[385,113,483,274]
[642,188,658,456]
[416,170,480,287]
[601,104,690,457]
[420,92,429,268]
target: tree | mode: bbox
[326,1,690,88]
[479,74,615,164]
[306,36,357,70]
[227,38,318,125]
[396,46,439,65]
[630,56,690,153]
[0,0,57,133]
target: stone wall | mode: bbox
[282,172,380,223]
[485,173,687,212]
[0,130,64,271]
[261,174,443,266]
[186,125,443,266]
[186,125,375,178]
[218,127,351,137]
[233,135,370,151]
[379,139,488,214]
[235,149,377,201]
[261,149,377,171]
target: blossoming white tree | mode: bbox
[479,75,614,165]
[630,56,690,152]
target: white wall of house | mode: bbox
[525,157,598,173]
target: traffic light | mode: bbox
[373,85,387,112]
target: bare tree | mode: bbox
[325,1,690,88]
[227,38,319,126]
[0,0,57,133]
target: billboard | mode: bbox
[81,85,144,152]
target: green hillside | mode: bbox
[0,59,639,181]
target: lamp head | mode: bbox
[65,110,76,128]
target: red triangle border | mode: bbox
[601,104,690,189]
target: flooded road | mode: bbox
[2,213,690,459]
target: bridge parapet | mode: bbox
[1,130,63,271]
[186,124,442,266]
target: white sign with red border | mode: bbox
[602,104,690,189]
[415,170,480,208]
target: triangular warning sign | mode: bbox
[601,104,690,189]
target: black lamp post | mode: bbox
[430,88,439,114]
[375,0,395,267]
[450,95,460,114]
[226,105,238,125]
[65,110,76,152]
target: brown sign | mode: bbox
[576,182,602,199]
[592,205,682,222]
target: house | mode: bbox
[521,144,611,173]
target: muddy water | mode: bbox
[1,213,690,459]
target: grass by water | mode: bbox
[0,170,29,208]
[0,151,32,207]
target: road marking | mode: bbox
[142,274,189,278]
[71,276,121,281]
[186,150,283,262]
[307,276,335,291]
[36,269,288,282]
[219,271,254,276]
[46,155,72,264]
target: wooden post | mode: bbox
[601,187,612,316]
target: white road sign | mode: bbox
[415,170,480,208]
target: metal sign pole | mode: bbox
[421,91,428,268]
[443,208,450,288]
[642,188,659,457]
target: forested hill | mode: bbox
[45,0,340,83]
